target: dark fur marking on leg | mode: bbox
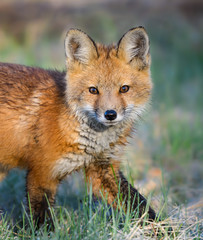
[118,171,156,220]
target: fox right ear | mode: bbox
[65,29,98,66]
[117,27,150,70]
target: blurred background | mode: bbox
[0,0,202,219]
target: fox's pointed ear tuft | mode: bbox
[65,29,98,66]
[117,27,150,69]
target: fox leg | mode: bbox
[26,170,58,228]
[0,164,8,182]
[85,161,156,220]
[0,172,7,182]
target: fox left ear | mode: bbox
[65,29,98,66]
[117,27,150,70]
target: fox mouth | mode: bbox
[102,120,120,126]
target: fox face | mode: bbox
[65,28,152,128]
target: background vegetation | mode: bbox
[0,0,202,239]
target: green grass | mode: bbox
[0,168,202,239]
[0,185,202,239]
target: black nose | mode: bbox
[104,110,117,121]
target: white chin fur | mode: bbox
[101,121,120,126]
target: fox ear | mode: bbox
[117,27,150,69]
[65,29,98,65]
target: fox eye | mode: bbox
[89,87,99,94]
[120,85,129,93]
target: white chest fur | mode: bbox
[77,120,123,153]
[52,120,125,179]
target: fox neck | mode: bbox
[74,110,130,155]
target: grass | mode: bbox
[0,181,202,239]
[0,165,202,239]
[0,1,203,239]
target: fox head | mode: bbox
[64,27,152,128]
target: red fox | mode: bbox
[0,27,156,227]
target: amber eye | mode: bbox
[89,87,99,94]
[120,85,129,93]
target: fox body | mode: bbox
[0,27,155,226]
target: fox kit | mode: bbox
[0,27,156,227]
